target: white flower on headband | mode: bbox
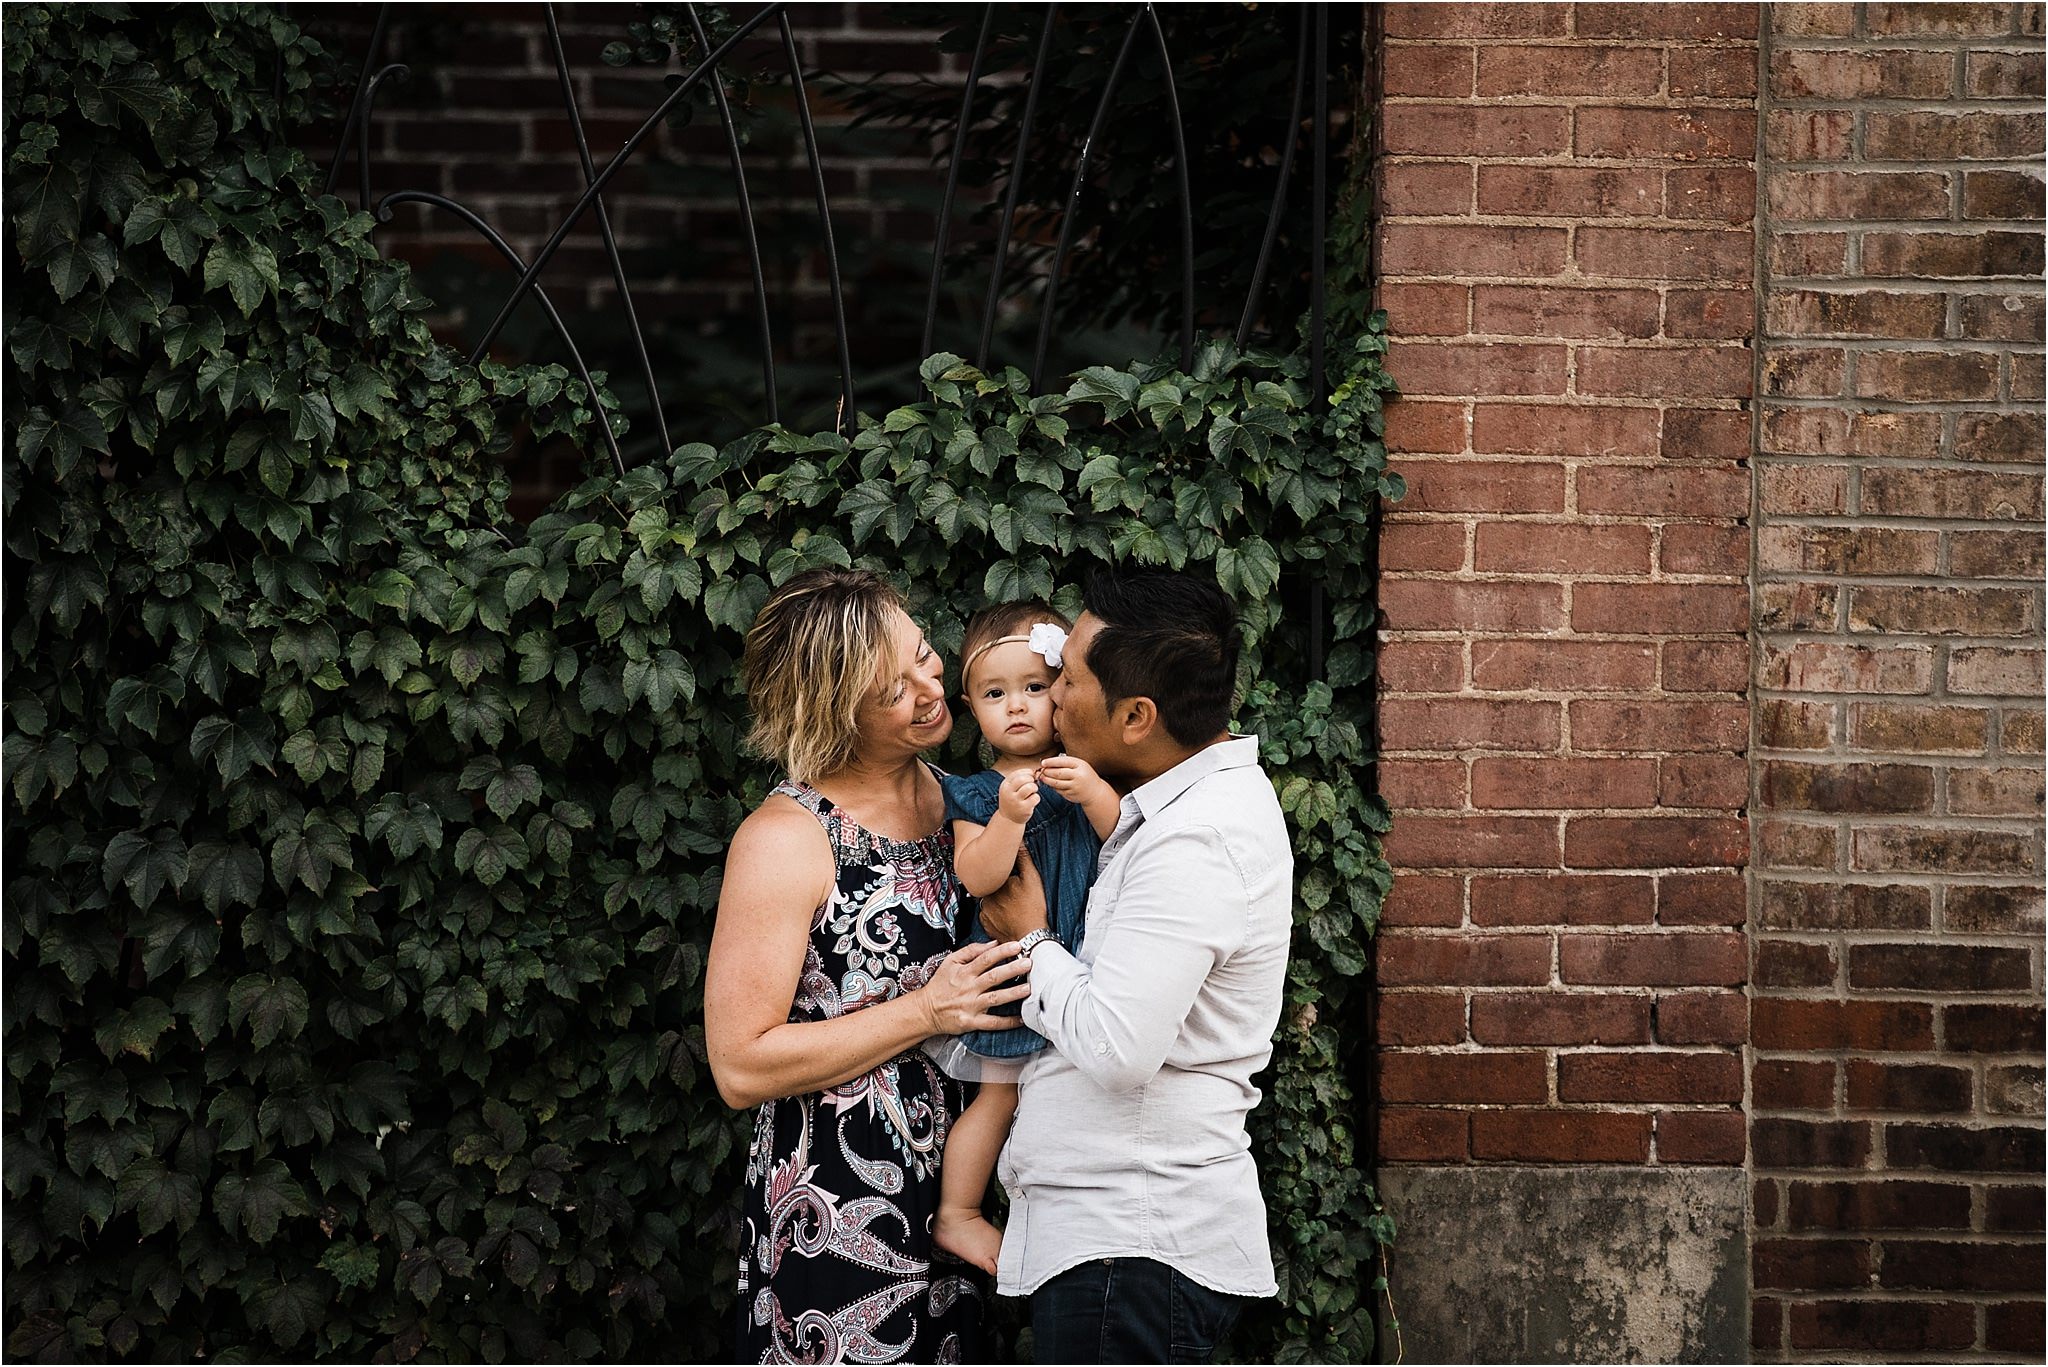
[1027,623,1067,668]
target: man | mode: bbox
[979,566,1293,1364]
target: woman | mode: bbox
[707,568,1031,1364]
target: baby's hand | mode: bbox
[996,768,1040,824]
[1039,754,1103,798]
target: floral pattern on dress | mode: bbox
[736,773,984,1364]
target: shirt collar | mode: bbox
[1125,734,1262,821]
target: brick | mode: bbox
[1761,407,1942,458]
[1472,639,1657,690]
[1984,1064,2044,1116]
[1853,824,2036,875]
[1576,2,1756,38]
[1379,282,1470,338]
[1381,875,1464,928]
[1661,408,1753,459]
[1379,579,1566,632]
[1758,528,1940,579]
[1656,990,1747,1044]
[1662,639,1749,694]
[1968,49,2048,97]
[1475,166,1661,219]
[1770,229,1850,275]
[1788,1301,1973,1353]
[1476,45,1663,96]
[1953,290,2046,343]
[1470,401,1660,455]
[1762,346,1847,397]
[2010,708,2048,755]
[1865,1,2019,35]
[1572,700,1748,752]
[1766,109,1857,163]
[1756,817,1840,868]
[1885,1123,2047,1172]
[1756,939,1837,988]
[2010,350,2044,400]
[1943,884,2045,934]
[1658,755,1749,810]
[1987,1300,2048,1354]
[1578,345,1753,399]
[1379,1049,1548,1103]
[1770,47,1956,100]
[1655,1109,1745,1163]
[1860,468,2044,520]
[1387,340,1570,396]
[1753,1298,1785,1351]
[1572,583,1749,635]
[1379,520,1467,572]
[1853,349,2000,402]
[1473,522,1652,574]
[1469,1109,1651,1162]
[1664,287,1752,338]
[1863,230,2045,279]
[1756,881,1932,931]
[1758,761,1937,814]
[1865,110,2047,162]
[1560,1050,1741,1103]
[1380,757,1468,809]
[1470,286,1661,341]
[1665,167,1757,225]
[1380,990,1468,1045]
[1577,226,1752,281]
[1469,991,1650,1044]
[1943,1003,2047,1053]
[1381,224,1570,279]
[1845,1060,1974,1112]
[1752,1117,1873,1169]
[1385,401,1469,454]
[1657,871,1747,926]
[1576,463,1749,516]
[1384,104,1571,158]
[1382,161,1477,216]
[1786,1179,1972,1231]
[1379,1106,1469,1161]
[1753,1238,1873,1290]
[1758,698,1837,751]
[1471,756,1658,809]
[1383,43,1476,98]
[1953,410,2046,463]
[1773,4,1858,36]
[1378,640,1466,692]
[1560,931,1745,986]
[1755,1058,1839,1109]
[1758,464,1850,517]
[1755,1180,1784,1229]
[1379,930,1556,989]
[1566,816,1748,869]
[1659,523,1748,576]
[1668,49,1758,100]
[1961,169,2045,221]
[1769,170,1952,222]
[1765,287,1947,338]
[1384,3,1568,37]
[1752,998,1935,1051]
[1946,646,2044,696]
[1849,702,1991,753]
[1471,874,1654,927]
[1759,641,1935,694]
[1385,815,1563,869]
[1847,585,2035,636]
[1985,1185,2047,1233]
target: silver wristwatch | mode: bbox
[1016,928,1056,958]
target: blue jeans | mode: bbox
[1030,1257,1246,1364]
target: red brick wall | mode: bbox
[1374,2,1758,1168]
[1749,3,2045,1359]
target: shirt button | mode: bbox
[1095,1041,1110,1055]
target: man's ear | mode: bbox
[1118,696,1159,747]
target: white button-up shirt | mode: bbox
[997,734,1292,1298]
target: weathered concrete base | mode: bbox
[1378,1166,1748,1364]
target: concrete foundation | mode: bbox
[1378,1166,1748,1364]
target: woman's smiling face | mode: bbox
[856,607,950,758]
[964,638,1058,760]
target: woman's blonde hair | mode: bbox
[742,568,905,784]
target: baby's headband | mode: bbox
[963,622,1068,677]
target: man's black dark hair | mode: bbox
[1082,565,1239,747]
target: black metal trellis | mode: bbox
[325,2,1335,477]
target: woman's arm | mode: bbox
[1039,755,1122,840]
[951,769,1038,896]
[705,798,1032,1109]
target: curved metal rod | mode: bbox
[1030,10,1146,391]
[358,64,409,213]
[976,4,1059,370]
[466,3,785,368]
[378,190,626,476]
[1236,11,1310,350]
[922,4,995,360]
[1144,6,1195,371]
[323,3,391,196]
[543,4,669,458]
[685,4,779,426]
[1309,2,1328,399]
[778,12,855,433]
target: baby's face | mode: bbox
[964,639,1060,759]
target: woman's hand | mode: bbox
[920,939,1033,1035]
[996,767,1040,824]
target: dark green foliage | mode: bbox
[5,5,1395,1361]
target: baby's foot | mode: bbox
[933,1207,1002,1276]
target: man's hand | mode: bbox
[978,844,1050,942]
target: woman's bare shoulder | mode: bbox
[725,793,834,883]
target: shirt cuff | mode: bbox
[1019,940,1082,1042]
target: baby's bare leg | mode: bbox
[933,1081,1019,1276]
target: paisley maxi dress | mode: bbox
[736,773,985,1364]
